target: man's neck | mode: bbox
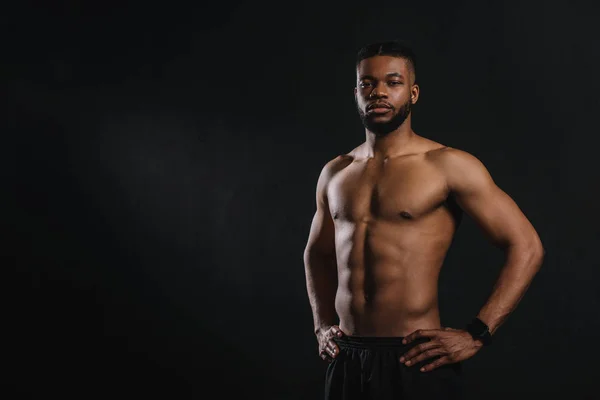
[363,125,416,159]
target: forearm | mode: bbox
[476,243,545,335]
[304,250,339,334]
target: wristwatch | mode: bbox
[465,317,492,346]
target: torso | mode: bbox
[327,137,463,336]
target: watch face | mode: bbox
[469,320,488,336]
[467,319,491,345]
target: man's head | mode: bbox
[354,41,420,136]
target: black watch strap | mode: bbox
[465,317,492,346]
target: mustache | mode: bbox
[366,102,394,111]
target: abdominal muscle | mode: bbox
[334,219,453,337]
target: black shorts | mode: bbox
[324,335,464,400]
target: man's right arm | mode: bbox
[303,159,339,336]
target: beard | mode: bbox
[357,98,412,136]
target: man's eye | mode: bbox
[389,81,402,85]
[360,82,372,88]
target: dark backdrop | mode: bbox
[5,1,599,399]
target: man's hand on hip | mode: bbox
[399,327,483,372]
[316,325,345,363]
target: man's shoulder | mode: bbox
[427,146,492,191]
[321,153,355,176]
[426,145,484,171]
[313,155,351,189]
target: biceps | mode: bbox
[305,207,337,257]
[454,186,533,248]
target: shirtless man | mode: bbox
[303,41,545,400]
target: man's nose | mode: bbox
[369,82,388,98]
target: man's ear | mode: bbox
[411,84,420,104]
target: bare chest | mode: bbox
[327,157,449,223]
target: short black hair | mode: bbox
[356,40,417,83]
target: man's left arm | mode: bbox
[400,148,544,372]
[443,148,545,335]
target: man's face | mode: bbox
[354,56,418,136]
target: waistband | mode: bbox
[334,335,429,350]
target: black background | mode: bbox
[5,1,599,398]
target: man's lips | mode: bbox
[367,103,393,113]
